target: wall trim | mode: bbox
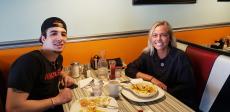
[173,22,230,32]
[0,22,230,50]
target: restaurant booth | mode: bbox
[1,23,230,112]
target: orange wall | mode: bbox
[1,26,230,77]
[175,26,230,45]
[62,36,147,66]
[0,46,39,78]
[0,35,147,77]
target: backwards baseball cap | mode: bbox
[41,17,67,35]
[40,17,67,43]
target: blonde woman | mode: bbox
[125,21,196,109]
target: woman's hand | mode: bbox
[150,77,167,90]
[136,72,167,90]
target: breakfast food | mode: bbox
[79,97,111,112]
[125,81,158,98]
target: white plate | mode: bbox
[70,96,118,112]
[121,85,165,102]
[122,81,158,98]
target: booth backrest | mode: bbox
[177,42,230,111]
[185,46,219,105]
[199,55,230,112]
[0,70,6,112]
[0,96,3,112]
[208,74,230,111]
[176,42,188,52]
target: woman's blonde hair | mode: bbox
[143,21,177,56]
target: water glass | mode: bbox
[97,67,108,81]
[92,84,102,96]
[91,80,103,96]
[97,58,108,80]
[63,66,70,75]
[115,68,122,78]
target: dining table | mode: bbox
[62,68,195,112]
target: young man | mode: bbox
[6,17,75,112]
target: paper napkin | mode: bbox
[78,77,93,88]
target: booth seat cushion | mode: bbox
[199,55,230,112]
[185,46,219,105]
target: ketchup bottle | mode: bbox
[109,60,116,80]
[109,64,116,80]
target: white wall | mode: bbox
[0,0,230,42]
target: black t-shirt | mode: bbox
[8,50,63,111]
[125,47,196,109]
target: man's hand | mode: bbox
[61,75,75,88]
[52,88,73,105]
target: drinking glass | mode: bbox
[97,58,108,80]
[115,68,122,78]
[91,80,103,96]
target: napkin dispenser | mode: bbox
[107,58,123,67]
[90,55,101,70]
[90,55,123,69]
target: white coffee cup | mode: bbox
[108,80,120,97]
